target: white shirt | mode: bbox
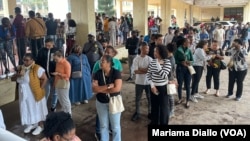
[133,55,152,85]
[214,28,225,41]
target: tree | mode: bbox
[97,0,115,17]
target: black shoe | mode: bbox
[131,113,139,121]
[147,113,152,120]
[50,107,56,112]
[95,133,101,141]
[126,77,132,81]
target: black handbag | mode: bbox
[71,55,82,78]
[220,60,227,70]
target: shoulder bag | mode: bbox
[167,83,177,95]
[71,55,82,78]
[102,71,125,114]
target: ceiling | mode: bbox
[182,0,250,7]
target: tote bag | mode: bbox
[167,84,177,95]
[187,65,196,75]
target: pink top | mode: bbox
[40,135,81,141]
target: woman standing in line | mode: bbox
[204,40,224,96]
[190,40,212,103]
[174,38,194,108]
[67,45,93,105]
[225,39,248,101]
[17,53,48,135]
[147,45,171,125]
[52,51,72,114]
[92,55,123,141]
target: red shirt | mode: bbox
[13,14,25,38]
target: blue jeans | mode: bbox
[176,65,192,102]
[45,77,58,108]
[96,100,121,141]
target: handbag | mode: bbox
[55,79,69,89]
[102,71,124,114]
[187,65,196,75]
[167,83,177,95]
[220,60,227,70]
[227,58,234,68]
[71,55,82,78]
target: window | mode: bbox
[224,7,243,21]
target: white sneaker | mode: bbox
[194,93,204,99]
[83,100,88,104]
[24,125,36,133]
[190,96,198,103]
[204,89,210,94]
[75,102,81,105]
[32,126,43,135]
[7,72,15,77]
[0,74,6,79]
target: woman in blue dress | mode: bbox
[67,45,93,105]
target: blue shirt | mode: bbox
[0,25,16,40]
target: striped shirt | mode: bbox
[146,59,171,87]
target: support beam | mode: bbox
[3,0,16,17]
[133,0,148,35]
[116,0,123,18]
[220,7,224,21]
[190,5,194,26]
[160,0,171,35]
[70,0,96,45]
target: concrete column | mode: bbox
[220,7,224,21]
[116,0,123,18]
[160,0,171,34]
[3,0,16,17]
[70,0,96,45]
[133,0,148,35]
[190,5,193,25]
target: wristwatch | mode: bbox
[107,84,111,89]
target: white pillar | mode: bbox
[116,0,123,18]
[3,0,16,17]
[220,7,224,21]
[70,0,96,45]
[133,0,148,35]
[161,0,172,35]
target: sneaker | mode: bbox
[131,113,140,121]
[95,133,101,141]
[169,111,175,118]
[190,95,198,103]
[83,100,88,104]
[32,126,43,135]
[75,102,81,105]
[7,72,15,77]
[226,94,232,98]
[24,125,36,133]
[50,107,56,112]
[126,77,133,81]
[235,97,241,101]
[194,93,204,99]
[215,91,220,97]
[0,74,7,79]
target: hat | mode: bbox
[88,33,95,37]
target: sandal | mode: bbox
[177,99,183,104]
[185,102,190,109]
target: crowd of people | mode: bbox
[0,5,249,141]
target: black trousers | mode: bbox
[206,66,221,90]
[150,85,169,125]
[191,66,204,95]
[228,69,247,98]
[16,38,26,65]
[31,38,44,60]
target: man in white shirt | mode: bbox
[163,27,174,45]
[213,24,225,48]
[131,42,153,121]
